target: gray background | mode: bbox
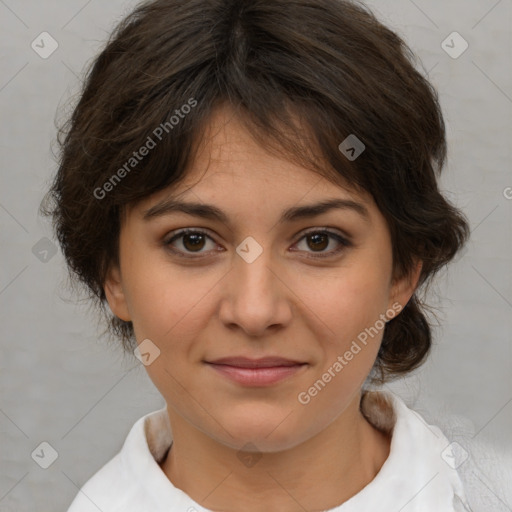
[0,0,511,510]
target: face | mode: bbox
[105,106,420,453]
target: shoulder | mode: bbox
[363,389,512,512]
[66,448,145,512]
[417,401,512,512]
[353,389,470,511]
[66,408,170,512]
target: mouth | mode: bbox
[204,356,307,368]
[203,357,308,386]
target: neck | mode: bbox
[159,392,391,511]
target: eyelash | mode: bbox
[163,228,352,260]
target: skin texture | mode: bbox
[104,105,422,511]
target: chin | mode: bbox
[214,414,307,453]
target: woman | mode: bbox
[43,0,482,509]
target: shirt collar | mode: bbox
[122,390,469,511]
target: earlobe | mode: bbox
[387,259,423,316]
[104,265,131,322]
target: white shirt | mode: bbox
[67,390,471,511]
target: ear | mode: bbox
[104,264,131,322]
[387,259,423,315]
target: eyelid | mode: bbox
[164,226,352,242]
[299,226,352,241]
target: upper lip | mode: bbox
[205,357,306,368]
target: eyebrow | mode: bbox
[142,197,370,226]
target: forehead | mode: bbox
[172,106,369,198]
[128,105,378,225]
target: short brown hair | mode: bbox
[42,0,470,385]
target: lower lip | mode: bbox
[206,363,307,386]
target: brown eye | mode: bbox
[164,229,217,257]
[293,229,351,258]
[182,232,206,252]
[306,233,329,252]
[164,228,351,260]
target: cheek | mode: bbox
[126,271,213,341]
[121,242,209,336]
[299,251,391,392]
[315,259,391,340]
[295,270,390,423]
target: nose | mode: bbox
[217,237,293,337]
